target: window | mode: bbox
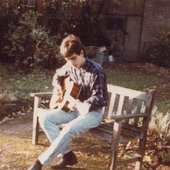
[107,17,125,30]
[19,0,36,7]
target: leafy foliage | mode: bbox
[0,1,20,61]
[1,0,121,69]
[149,107,170,164]
[144,31,170,68]
[4,10,61,71]
[150,107,170,140]
[0,91,15,103]
[42,0,119,46]
[43,0,95,39]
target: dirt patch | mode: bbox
[0,113,169,170]
[0,98,33,122]
[0,115,32,135]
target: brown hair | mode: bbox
[60,34,86,58]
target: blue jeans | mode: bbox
[38,108,103,165]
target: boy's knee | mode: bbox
[39,113,51,128]
[62,123,82,137]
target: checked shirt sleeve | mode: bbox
[84,68,108,111]
[52,63,69,90]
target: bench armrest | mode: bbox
[104,113,148,123]
[30,92,52,98]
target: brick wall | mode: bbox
[105,0,144,15]
[140,0,170,53]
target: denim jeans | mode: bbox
[38,108,103,165]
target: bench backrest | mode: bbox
[103,84,155,128]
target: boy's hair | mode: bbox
[60,34,86,58]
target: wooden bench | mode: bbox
[31,84,155,170]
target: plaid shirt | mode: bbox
[52,59,108,111]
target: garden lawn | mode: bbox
[1,62,169,113]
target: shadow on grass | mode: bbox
[37,132,110,156]
[64,168,87,170]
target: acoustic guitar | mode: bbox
[49,76,82,112]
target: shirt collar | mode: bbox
[81,58,88,69]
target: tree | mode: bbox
[42,0,120,45]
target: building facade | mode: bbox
[100,0,170,61]
[17,0,170,61]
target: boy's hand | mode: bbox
[75,101,90,115]
[68,102,78,111]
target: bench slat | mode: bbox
[117,94,125,115]
[108,93,116,118]
[107,84,148,100]
[117,154,141,165]
[30,92,52,97]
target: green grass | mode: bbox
[156,99,170,113]
[0,64,53,98]
[0,64,169,113]
[106,68,160,90]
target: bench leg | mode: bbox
[135,161,142,170]
[32,113,39,145]
[135,137,146,170]
[109,122,122,170]
[109,150,118,170]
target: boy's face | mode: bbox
[65,51,85,69]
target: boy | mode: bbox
[28,34,108,170]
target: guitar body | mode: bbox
[50,77,82,112]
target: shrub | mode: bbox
[143,31,170,68]
[43,0,95,38]
[149,106,170,140]
[0,1,20,62]
[149,107,170,165]
[42,0,113,46]
[4,10,61,71]
[0,91,15,103]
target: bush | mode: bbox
[149,106,170,165]
[42,0,111,46]
[149,106,170,140]
[43,0,95,37]
[143,31,170,68]
[4,10,61,71]
[0,1,20,62]
[0,91,16,103]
